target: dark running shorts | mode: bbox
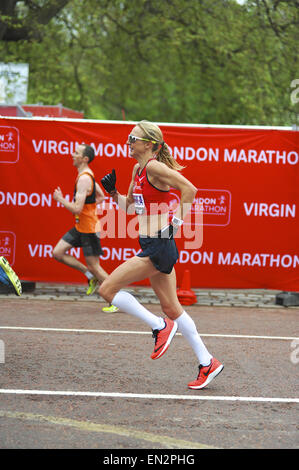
[137,236,179,274]
[62,227,103,257]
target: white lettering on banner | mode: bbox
[202,205,226,214]
[0,192,72,207]
[0,126,19,164]
[32,140,129,158]
[0,141,15,151]
[190,190,231,226]
[176,251,299,268]
[27,244,140,261]
[30,139,297,165]
[244,202,296,218]
[100,247,140,261]
[179,251,214,264]
[224,148,298,165]
[217,252,299,268]
[0,231,16,265]
[173,146,219,161]
[28,244,80,258]
[32,140,78,155]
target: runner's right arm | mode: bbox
[102,165,138,214]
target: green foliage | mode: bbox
[0,0,298,125]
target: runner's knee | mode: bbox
[85,259,96,272]
[52,247,63,261]
[99,279,114,301]
[161,301,181,319]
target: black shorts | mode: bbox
[137,236,179,274]
[62,227,103,257]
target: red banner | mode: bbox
[0,117,298,290]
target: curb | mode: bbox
[0,282,293,309]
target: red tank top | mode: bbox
[133,159,172,215]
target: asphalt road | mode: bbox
[0,297,298,454]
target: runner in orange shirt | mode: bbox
[53,144,118,313]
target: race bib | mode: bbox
[133,193,145,215]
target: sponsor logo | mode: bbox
[0,127,19,163]
[0,231,16,265]
[170,189,231,226]
[203,362,213,376]
[244,202,296,218]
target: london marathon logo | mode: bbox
[0,127,19,163]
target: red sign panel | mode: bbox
[0,117,298,291]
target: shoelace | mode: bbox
[152,329,159,343]
[197,364,204,378]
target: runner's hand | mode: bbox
[101,169,117,194]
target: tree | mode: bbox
[0,0,70,41]
[0,0,297,125]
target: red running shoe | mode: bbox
[151,319,178,360]
[188,358,224,390]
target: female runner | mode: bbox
[99,120,223,389]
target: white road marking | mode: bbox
[0,326,297,341]
[0,327,298,406]
[0,388,298,403]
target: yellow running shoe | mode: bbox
[86,277,99,295]
[102,304,119,313]
[0,257,22,296]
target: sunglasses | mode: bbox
[128,134,158,144]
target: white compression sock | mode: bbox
[85,271,94,280]
[176,311,212,366]
[111,290,165,331]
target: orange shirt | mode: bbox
[74,171,99,233]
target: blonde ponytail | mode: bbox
[137,120,185,171]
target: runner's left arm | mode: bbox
[53,175,89,215]
[95,182,105,204]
